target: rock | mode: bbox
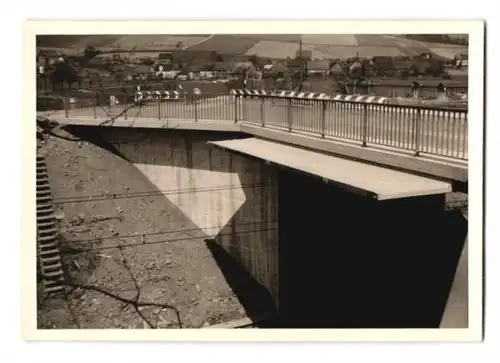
[77,213,85,221]
[116,206,123,214]
[195,284,201,293]
[78,141,83,148]
[165,258,172,266]
[54,211,65,220]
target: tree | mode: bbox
[84,45,101,59]
[49,62,80,90]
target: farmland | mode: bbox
[37,34,468,61]
[38,35,211,52]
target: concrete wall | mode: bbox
[96,128,279,303]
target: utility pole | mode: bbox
[299,38,303,84]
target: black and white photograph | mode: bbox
[30,24,480,336]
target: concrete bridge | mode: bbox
[38,92,469,328]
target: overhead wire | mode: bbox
[51,182,273,204]
[61,226,277,255]
[63,219,277,245]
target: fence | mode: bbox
[52,92,468,161]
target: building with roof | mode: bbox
[306,60,330,76]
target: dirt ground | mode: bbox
[36,128,257,329]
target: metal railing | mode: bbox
[49,92,468,161]
[351,84,468,98]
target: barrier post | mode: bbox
[287,98,292,131]
[321,100,326,138]
[64,96,69,118]
[362,103,368,147]
[260,97,265,127]
[414,108,421,156]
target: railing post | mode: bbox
[242,95,247,121]
[362,103,368,147]
[194,95,198,122]
[287,98,292,131]
[414,109,421,156]
[123,94,128,120]
[321,100,326,138]
[234,95,238,123]
[93,93,97,119]
[157,97,161,120]
[64,96,69,118]
[260,97,265,127]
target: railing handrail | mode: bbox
[43,92,468,114]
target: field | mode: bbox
[38,34,468,60]
[38,35,210,51]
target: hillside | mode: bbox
[37,34,468,60]
[402,34,468,46]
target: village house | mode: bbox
[306,60,330,77]
[454,52,468,68]
[286,57,304,73]
[212,61,233,77]
[329,62,344,77]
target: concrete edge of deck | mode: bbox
[239,124,468,183]
[39,115,468,184]
[209,138,453,201]
[43,116,242,132]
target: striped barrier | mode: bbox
[230,89,331,100]
[133,88,201,104]
[331,94,389,104]
[271,90,331,100]
[135,90,186,104]
[231,89,387,103]
[230,89,270,96]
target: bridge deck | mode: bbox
[38,94,468,184]
[209,137,452,200]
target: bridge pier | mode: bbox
[277,168,467,328]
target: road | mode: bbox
[44,96,468,160]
